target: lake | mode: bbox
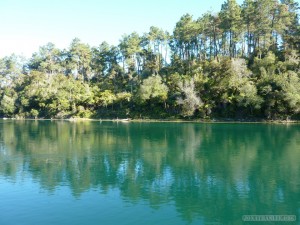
[0,120,299,225]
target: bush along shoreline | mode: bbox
[1,116,299,124]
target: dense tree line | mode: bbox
[1,0,300,120]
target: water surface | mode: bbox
[0,120,299,225]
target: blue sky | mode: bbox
[0,0,244,58]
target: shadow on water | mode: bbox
[0,120,299,224]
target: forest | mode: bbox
[0,0,299,120]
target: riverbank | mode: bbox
[1,117,299,124]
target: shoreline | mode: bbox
[1,117,299,124]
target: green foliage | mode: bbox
[30,109,39,118]
[220,0,243,57]
[96,90,116,108]
[28,43,62,74]
[138,75,168,104]
[281,71,300,116]
[0,0,299,120]
[0,90,17,116]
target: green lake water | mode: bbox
[0,120,299,225]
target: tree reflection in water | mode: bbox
[0,120,299,224]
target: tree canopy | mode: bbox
[1,0,299,120]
